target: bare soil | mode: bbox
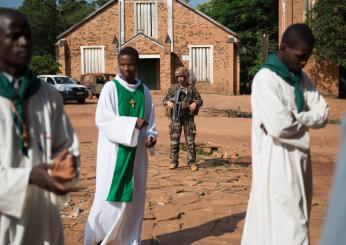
[62,94,346,245]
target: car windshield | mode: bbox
[54,77,76,84]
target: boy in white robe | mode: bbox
[84,46,157,245]
[241,24,329,245]
[0,9,80,245]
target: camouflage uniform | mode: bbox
[163,83,203,166]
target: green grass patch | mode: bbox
[179,143,214,157]
[328,118,342,124]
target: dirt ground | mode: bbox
[62,94,346,245]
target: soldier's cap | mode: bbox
[175,67,188,77]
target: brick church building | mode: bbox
[56,0,240,94]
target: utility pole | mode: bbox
[262,33,269,61]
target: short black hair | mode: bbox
[281,23,315,49]
[118,46,139,63]
[0,9,29,32]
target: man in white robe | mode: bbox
[85,47,157,245]
[0,9,80,245]
[241,24,329,245]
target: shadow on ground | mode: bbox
[64,100,97,105]
[142,212,246,245]
[198,158,251,169]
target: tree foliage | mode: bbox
[17,0,104,73]
[307,0,346,67]
[197,0,278,93]
[30,55,60,75]
[19,0,59,56]
[18,0,112,55]
[58,0,95,33]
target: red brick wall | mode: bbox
[58,3,119,81]
[305,58,339,96]
[124,1,134,42]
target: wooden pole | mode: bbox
[263,33,269,61]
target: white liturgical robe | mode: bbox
[241,68,329,245]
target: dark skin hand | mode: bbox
[50,149,76,183]
[135,118,148,129]
[29,164,71,195]
[29,149,77,195]
[145,136,156,148]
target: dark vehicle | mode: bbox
[80,73,116,98]
[38,75,88,104]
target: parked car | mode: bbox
[80,73,116,98]
[38,75,88,104]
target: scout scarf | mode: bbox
[107,79,145,202]
[261,54,304,112]
[0,71,41,155]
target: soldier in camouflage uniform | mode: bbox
[163,67,203,171]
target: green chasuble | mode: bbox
[107,79,145,202]
[261,54,304,112]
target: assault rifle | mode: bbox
[171,88,185,122]
[168,87,199,121]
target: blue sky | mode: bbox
[0,0,22,8]
[0,0,208,8]
[188,0,208,6]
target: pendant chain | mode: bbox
[9,102,29,148]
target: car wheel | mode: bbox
[86,88,93,99]
[77,99,86,104]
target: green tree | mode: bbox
[30,55,60,75]
[197,0,278,93]
[58,1,95,32]
[307,0,346,67]
[19,0,59,56]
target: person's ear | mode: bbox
[279,43,287,51]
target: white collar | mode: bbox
[2,72,14,83]
[2,72,22,90]
[115,74,141,92]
